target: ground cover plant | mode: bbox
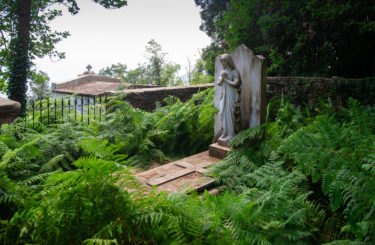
[0,89,374,244]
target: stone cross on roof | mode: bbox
[86,64,92,71]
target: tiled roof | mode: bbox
[53,81,120,96]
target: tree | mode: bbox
[185,57,193,84]
[99,40,182,87]
[199,43,222,76]
[215,0,375,77]
[144,39,182,86]
[194,0,230,42]
[188,59,214,85]
[99,63,128,80]
[28,70,51,101]
[124,65,148,85]
[7,0,31,114]
[145,39,164,86]
[2,0,127,114]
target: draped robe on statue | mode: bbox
[218,66,240,142]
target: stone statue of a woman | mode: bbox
[217,54,241,146]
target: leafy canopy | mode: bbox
[196,0,375,77]
[100,39,182,86]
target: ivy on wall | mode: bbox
[266,77,375,108]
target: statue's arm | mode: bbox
[218,71,225,86]
[224,70,240,88]
[218,77,224,86]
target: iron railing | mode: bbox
[26,95,108,128]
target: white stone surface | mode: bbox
[214,45,267,139]
[217,54,241,145]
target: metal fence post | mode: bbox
[81,96,84,123]
[99,95,102,121]
[47,99,50,124]
[55,98,57,123]
[61,97,64,123]
[87,97,90,125]
[40,99,42,123]
[32,101,35,128]
[68,98,71,116]
[93,96,96,121]
[75,97,77,122]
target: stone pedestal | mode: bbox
[209,143,230,159]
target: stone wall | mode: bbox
[0,97,21,125]
[121,84,214,111]
[118,76,375,111]
[123,84,161,89]
[266,76,375,107]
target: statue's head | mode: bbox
[220,54,235,69]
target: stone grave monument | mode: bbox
[134,44,267,194]
[209,44,267,158]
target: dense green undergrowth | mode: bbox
[0,89,374,244]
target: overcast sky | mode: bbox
[35,0,211,83]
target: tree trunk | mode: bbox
[7,0,31,115]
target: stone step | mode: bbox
[207,188,219,195]
[209,143,230,159]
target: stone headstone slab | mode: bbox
[0,97,21,125]
[136,151,221,193]
[214,45,267,140]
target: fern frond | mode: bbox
[22,170,62,186]
[0,141,10,158]
[0,193,22,205]
[82,238,118,245]
[0,137,42,167]
[39,154,65,173]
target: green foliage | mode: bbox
[199,43,223,76]
[100,40,182,86]
[194,0,230,41]
[7,29,30,114]
[279,99,375,242]
[28,70,51,100]
[152,89,215,156]
[187,58,214,85]
[99,63,128,80]
[2,0,128,109]
[97,88,215,167]
[25,96,107,126]
[264,77,375,119]
[197,0,375,77]
[142,39,182,86]
[1,90,375,244]
[211,98,375,243]
[208,163,323,245]
[77,138,128,164]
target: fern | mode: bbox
[21,170,62,186]
[39,154,65,173]
[0,137,41,167]
[82,238,118,245]
[0,141,9,158]
[77,138,128,164]
[279,99,375,242]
